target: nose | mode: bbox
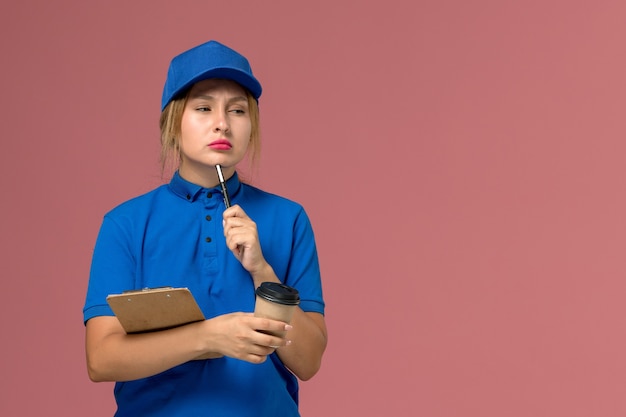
[214,108,230,133]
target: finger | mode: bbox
[223,220,256,243]
[225,234,249,256]
[223,204,248,220]
[224,215,250,226]
[253,318,293,339]
[243,353,268,365]
[269,340,292,349]
[255,333,290,350]
[224,220,256,237]
[225,228,254,247]
[254,317,293,331]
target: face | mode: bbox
[179,78,252,186]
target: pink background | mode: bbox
[2,0,626,415]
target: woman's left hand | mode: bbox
[222,204,268,276]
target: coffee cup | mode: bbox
[254,282,300,337]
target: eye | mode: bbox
[196,106,211,112]
[228,105,248,115]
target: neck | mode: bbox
[179,163,235,188]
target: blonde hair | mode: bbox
[159,88,261,181]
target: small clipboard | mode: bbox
[106,287,205,334]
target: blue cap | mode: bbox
[161,40,262,111]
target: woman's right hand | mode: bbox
[198,312,292,364]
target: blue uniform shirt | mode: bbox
[84,171,325,416]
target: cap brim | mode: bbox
[163,67,262,110]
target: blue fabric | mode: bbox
[161,40,262,110]
[83,171,324,416]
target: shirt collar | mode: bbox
[169,170,242,203]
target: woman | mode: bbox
[83,40,327,416]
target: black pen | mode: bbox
[215,164,231,208]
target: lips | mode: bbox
[208,139,232,150]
